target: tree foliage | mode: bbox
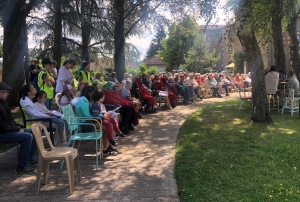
[159,17,199,71]
[145,26,166,59]
[183,33,220,73]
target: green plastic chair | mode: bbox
[60,104,103,170]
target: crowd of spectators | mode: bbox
[3,57,300,174]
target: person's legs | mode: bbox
[102,120,114,141]
[51,118,66,141]
[188,86,194,101]
[222,85,229,96]
[119,106,132,131]
[0,130,33,167]
[109,117,121,134]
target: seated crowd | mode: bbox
[10,58,300,175]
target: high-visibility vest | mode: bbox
[38,70,54,99]
[80,70,91,84]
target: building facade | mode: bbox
[200,22,300,73]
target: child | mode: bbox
[91,90,125,150]
[32,90,68,146]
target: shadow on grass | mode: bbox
[175,99,300,202]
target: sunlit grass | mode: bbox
[175,99,300,201]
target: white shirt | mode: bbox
[56,66,74,93]
[265,71,279,94]
[60,95,70,105]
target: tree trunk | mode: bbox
[114,0,125,82]
[271,0,286,72]
[2,1,29,106]
[53,0,62,68]
[81,0,90,62]
[236,0,272,122]
[286,1,299,79]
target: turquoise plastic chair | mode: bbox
[60,104,103,170]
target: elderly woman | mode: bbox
[152,74,172,109]
[103,82,138,134]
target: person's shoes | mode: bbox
[226,94,229,96]
[109,139,119,146]
[30,158,38,166]
[15,166,37,173]
[116,132,127,137]
[61,139,68,146]
[168,106,172,110]
[137,113,142,119]
[103,147,118,156]
[108,144,119,152]
[218,95,222,98]
[121,128,130,135]
[128,125,135,131]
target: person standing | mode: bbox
[29,58,41,84]
[0,82,37,173]
[56,59,76,93]
[38,58,55,110]
[78,61,91,85]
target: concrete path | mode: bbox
[0,93,239,201]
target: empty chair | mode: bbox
[31,123,81,194]
[281,89,300,115]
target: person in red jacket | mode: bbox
[0,82,37,173]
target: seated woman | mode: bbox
[234,73,244,89]
[72,85,118,155]
[121,80,142,119]
[103,82,138,134]
[134,77,158,113]
[59,84,74,106]
[91,90,126,141]
[152,74,172,110]
[177,75,190,104]
[19,85,68,146]
[161,76,178,108]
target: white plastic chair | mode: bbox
[55,93,63,112]
[281,89,300,115]
[31,123,81,194]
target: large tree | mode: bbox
[285,0,300,78]
[98,0,219,81]
[234,0,271,122]
[145,26,166,59]
[1,0,40,106]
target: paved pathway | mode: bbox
[0,93,239,201]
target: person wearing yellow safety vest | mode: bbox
[78,61,91,85]
[38,58,55,110]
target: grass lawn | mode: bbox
[175,99,300,202]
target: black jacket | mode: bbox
[0,99,22,133]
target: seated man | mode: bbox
[286,70,300,97]
[0,82,37,173]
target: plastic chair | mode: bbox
[60,104,103,170]
[31,123,81,194]
[281,89,300,115]
[19,104,57,145]
[54,93,63,112]
[238,86,252,111]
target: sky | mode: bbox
[0,1,229,60]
